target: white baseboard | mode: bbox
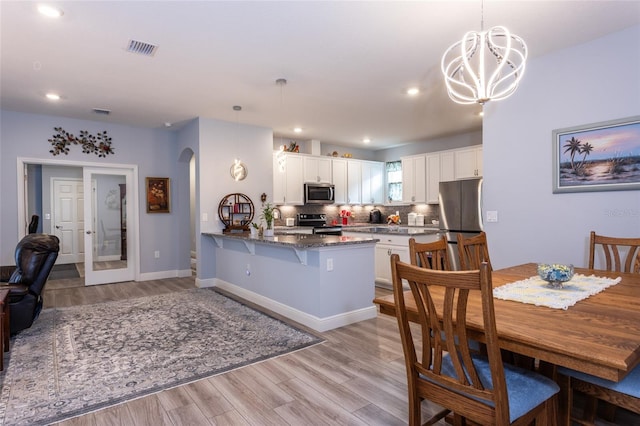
[196,277,216,288]
[213,278,377,332]
[138,269,193,281]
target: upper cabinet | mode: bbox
[439,151,455,182]
[425,153,441,204]
[346,160,362,205]
[332,158,348,204]
[454,146,483,179]
[272,153,304,205]
[402,155,426,204]
[303,156,332,183]
[361,160,384,205]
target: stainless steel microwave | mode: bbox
[304,183,335,204]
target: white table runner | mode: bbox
[492,273,621,310]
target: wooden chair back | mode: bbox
[408,236,451,271]
[588,231,640,273]
[457,231,492,271]
[391,255,511,424]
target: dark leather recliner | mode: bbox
[2,234,59,334]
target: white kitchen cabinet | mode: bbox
[439,150,455,182]
[272,153,304,205]
[425,153,441,204]
[346,160,362,205]
[402,155,426,204]
[332,158,348,204]
[454,146,483,179]
[375,242,410,287]
[303,156,332,183]
[361,160,384,205]
[373,232,440,288]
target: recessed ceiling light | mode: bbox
[363,138,371,144]
[164,122,172,128]
[406,87,420,96]
[37,4,64,18]
[478,111,484,117]
[293,127,303,133]
[45,93,60,101]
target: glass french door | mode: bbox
[83,167,134,285]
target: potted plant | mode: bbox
[261,202,275,236]
[250,222,259,238]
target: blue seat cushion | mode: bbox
[436,353,560,423]
[558,364,640,398]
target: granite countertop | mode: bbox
[203,232,378,248]
[341,224,441,235]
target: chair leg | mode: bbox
[582,395,598,424]
[408,394,421,426]
[557,374,571,426]
[599,400,618,422]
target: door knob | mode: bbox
[55,225,62,229]
[86,230,93,235]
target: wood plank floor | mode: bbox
[39,277,638,426]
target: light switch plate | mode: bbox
[486,211,498,223]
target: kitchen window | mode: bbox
[386,161,402,202]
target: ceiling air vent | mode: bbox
[126,39,158,57]
[92,108,111,115]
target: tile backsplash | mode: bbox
[273,204,439,227]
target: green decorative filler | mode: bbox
[49,127,114,157]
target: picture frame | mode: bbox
[552,116,640,193]
[146,177,170,213]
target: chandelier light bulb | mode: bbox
[441,26,527,105]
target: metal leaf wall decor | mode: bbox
[48,127,114,157]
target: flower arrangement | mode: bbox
[339,209,351,225]
[387,214,401,225]
[282,141,299,152]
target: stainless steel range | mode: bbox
[297,213,342,235]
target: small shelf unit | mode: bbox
[218,193,254,233]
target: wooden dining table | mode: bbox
[373,263,640,424]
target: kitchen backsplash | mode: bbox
[272,204,440,227]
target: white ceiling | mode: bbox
[1,1,639,150]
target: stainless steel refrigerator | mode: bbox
[438,178,483,270]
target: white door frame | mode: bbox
[16,157,140,282]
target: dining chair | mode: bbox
[557,231,640,424]
[588,231,640,273]
[390,255,559,425]
[457,231,492,271]
[408,236,450,270]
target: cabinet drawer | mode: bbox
[374,234,412,246]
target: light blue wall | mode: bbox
[0,110,181,274]
[190,117,274,283]
[483,25,640,269]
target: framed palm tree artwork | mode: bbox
[552,116,640,193]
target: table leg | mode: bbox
[0,306,4,371]
[3,300,8,351]
[556,370,571,426]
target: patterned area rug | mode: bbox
[0,288,322,425]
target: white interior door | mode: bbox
[83,167,134,286]
[52,178,84,264]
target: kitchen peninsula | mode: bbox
[203,232,378,332]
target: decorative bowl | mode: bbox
[537,263,575,288]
